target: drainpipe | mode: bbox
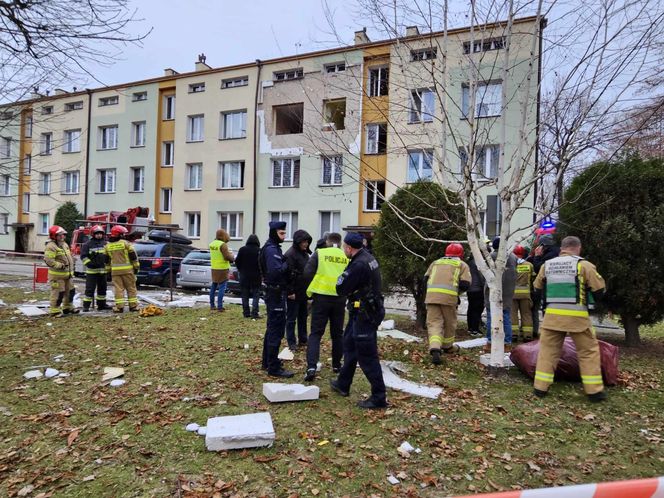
[84,89,93,217]
[533,17,546,221]
[252,59,263,234]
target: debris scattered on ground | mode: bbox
[205,412,275,451]
[387,475,400,485]
[479,353,515,368]
[380,361,442,399]
[0,298,5,306]
[109,379,126,387]
[0,406,12,416]
[53,354,64,362]
[23,369,43,379]
[17,305,47,317]
[397,441,422,457]
[137,294,166,307]
[186,423,200,432]
[277,347,294,361]
[262,383,320,403]
[44,367,59,378]
[102,367,124,382]
[16,485,34,496]
[139,304,164,317]
[197,426,207,436]
[377,329,422,343]
[378,319,395,330]
[165,298,196,308]
[455,337,488,349]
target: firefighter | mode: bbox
[80,225,109,311]
[104,225,140,313]
[424,243,471,365]
[44,225,79,317]
[512,245,534,341]
[533,236,607,402]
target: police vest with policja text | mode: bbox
[306,247,348,297]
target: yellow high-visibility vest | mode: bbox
[306,247,348,297]
[209,240,230,270]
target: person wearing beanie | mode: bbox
[260,220,294,378]
[209,228,235,312]
[528,234,560,337]
[329,232,387,409]
[284,229,313,351]
[235,234,262,319]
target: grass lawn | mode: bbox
[0,283,663,497]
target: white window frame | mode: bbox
[459,145,500,180]
[64,101,84,111]
[130,167,145,193]
[63,171,80,194]
[185,163,203,190]
[364,180,385,212]
[63,129,81,153]
[132,91,147,102]
[274,68,303,82]
[40,133,52,155]
[98,168,116,194]
[131,121,146,147]
[39,172,51,195]
[161,188,172,213]
[462,82,503,118]
[22,193,30,213]
[187,115,205,142]
[319,211,341,238]
[365,123,387,154]
[25,115,33,138]
[163,95,175,120]
[269,211,298,241]
[41,106,53,115]
[0,137,10,158]
[24,154,31,175]
[368,66,389,97]
[185,211,201,238]
[218,212,243,240]
[270,157,300,188]
[99,125,118,150]
[221,76,249,88]
[39,213,49,235]
[220,110,247,139]
[162,141,174,167]
[409,88,435,123]
[188,82,205,93]
[407,149,434,182]
[218,161,244,189]
[324,62,346,73]
[0,174,10,196]
[0,213,8,234]
[320,155,343,186]
[411,48,437,61]
[98,96,119,107]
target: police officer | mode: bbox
[44,225,79,317]
[302,232,348,382]
[533,236,607,402]
[260,221,294,378]
[512,245,534,341]
[80,225,109,312]
[330,232,387,409]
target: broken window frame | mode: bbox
[323,98,346,131]
[273,103,304,135]
[409,88,435,123]
[368,66,389,97]
[410,47,437,61]
[365,123,388,154]
[364,180,386,212]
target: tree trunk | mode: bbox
[622,313,641,347]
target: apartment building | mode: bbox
[0,16,542,253]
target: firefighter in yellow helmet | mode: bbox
[512,245,534,341]
[533,236,607,402]
[104,225,140,313]
[424,243,471,365]
[44,225,79,317]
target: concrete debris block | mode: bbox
[109,379,125,387]
[185,423,200,432]
[18,305,47,317]
[380,361,442,399]
[454,337,488,349]
[387,475,400,485]
[0,298,5,306]
[102,367,124,382]
[262,383,320,403]
[277,348,294,361]
[197,426,207,436]
[137,294,166,307]
[23,369,43,379]
[205,412,275,451]
[44,368,59,378]
[378,319,395,331]
[479,353,515,368]
[166,299,195,308]
[377,329,422,343]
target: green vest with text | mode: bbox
[306,247,348,297]
[209,240,230,270]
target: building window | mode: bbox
[218,212,243,239]
[324,62,346,73]
[411,48,437,61]
[22,193,30,213]
[323,99,346,130]
[39,172,51,195]
[368,66,389,97]
[185,163,203,190]
[274,68,303,82]
[187,115,205,142]
[188,82,206,93]
[130,167,145,192]
[319,211,340,238]
[41,105,53,115]
[163,95,175,120]
[40,133,52,155]
[0,213,8,234]
[463,37,505,55]
[0,137,10,158]
[220,110,247,139]
[364,180,385,212]
[63,129,81,153]
[409,89,435,123]
[365,123,387,154]
[131,121,146,147]
[222,76,249,88]
[98,169,116,193]
[218,161,244,189]
[274,103,303,135]
[185,212,201,238]
[0,174,9,196]
[99,96,119,107]
[98,125,118,150]
[39,213,49,235]
[132,91,147,101]
[162,141,174,167]
[25,116,32,138]
[63,171,79,194]
[459,145,500,180]
[271,158,300,188]
[269,211,298,240]
[407,150,434,182]
[24,154,31,175]
[462,82,502,118]
[482,195,502,239]
[161,188,172,213]
[1,111,13,120]
[64,101,84,111]
[321,155,343,186]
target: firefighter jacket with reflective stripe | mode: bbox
[44,241,74,280]
[424,257,471,306]
[81,238,108,274]
[514,259,534,298]
[534,251,605,332]
[306,247,348,297]
[104,239,139,275]
[209,239,231,270]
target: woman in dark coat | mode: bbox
[284,229,312,350]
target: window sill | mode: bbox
[319,183,342,187]
[364,152,387,156]
[161,165,174,168]
[405,178,433,184]
[184,188,202,192]
[186,139,204,144]
[159,211,172,214]
[130,145,146,149]
[62,192,80,195]
[274,132,303,137]
[460,114,501,120]
[230,237,243,240]
[97,148,118,151]
[407,120,434,125]
[217,187,244,191]
[96,191,116,194]
[218,137,247,141]
[162,118,175,122]
[187,236,201,240]
[363,209,381,213]
[129,190,145,193]
[37,193,51,196]
[62,151,81,154]
[39,153,52,156]
[220,85,249,90]
[268,185,300,189]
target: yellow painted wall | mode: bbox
[155,82,175,225]
[18,109,32,224]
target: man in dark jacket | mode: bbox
[284,229,312,350]
[527,234,560,336]
[260,221,293,378]
[467,256,485,336]
[483,237,517,352]
[235,234,262,319]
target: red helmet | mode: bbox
[513,245,527,259]
[91,225,105,235]
[445,243,464,258]
[110,225,128,238]
[48,225,67,240]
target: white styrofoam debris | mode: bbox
[44,368,59,378]
[388,475,400,485]
[102,367,124,382]
[58,372,70,378]
[380,361,442,399]
[109,379,125,387]
[399,441,415,453]
[262,383,320,403]
[244,344,249,349]
[277,348,294,361]
[454,337,488,349]
[23,369,43,379]
[205,412,275,451]
[377,330,422,343]
[185,423,200,432]
[137,294,166,307]
[479,353,515,368]
[46,322,52,326]
[316,362,322,372]
[0,299,6,306]
[197,426,207,436]
[378,319,395,331]
[18,305,47,317]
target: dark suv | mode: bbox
[135,241,195,287]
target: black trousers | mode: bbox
[306,296,345,370]
[261,289,287,374]
[240,280,260,317]
[466,290,485,332]
[336,312,386,404]
[531,295,542,337]
[83,272,107,307]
